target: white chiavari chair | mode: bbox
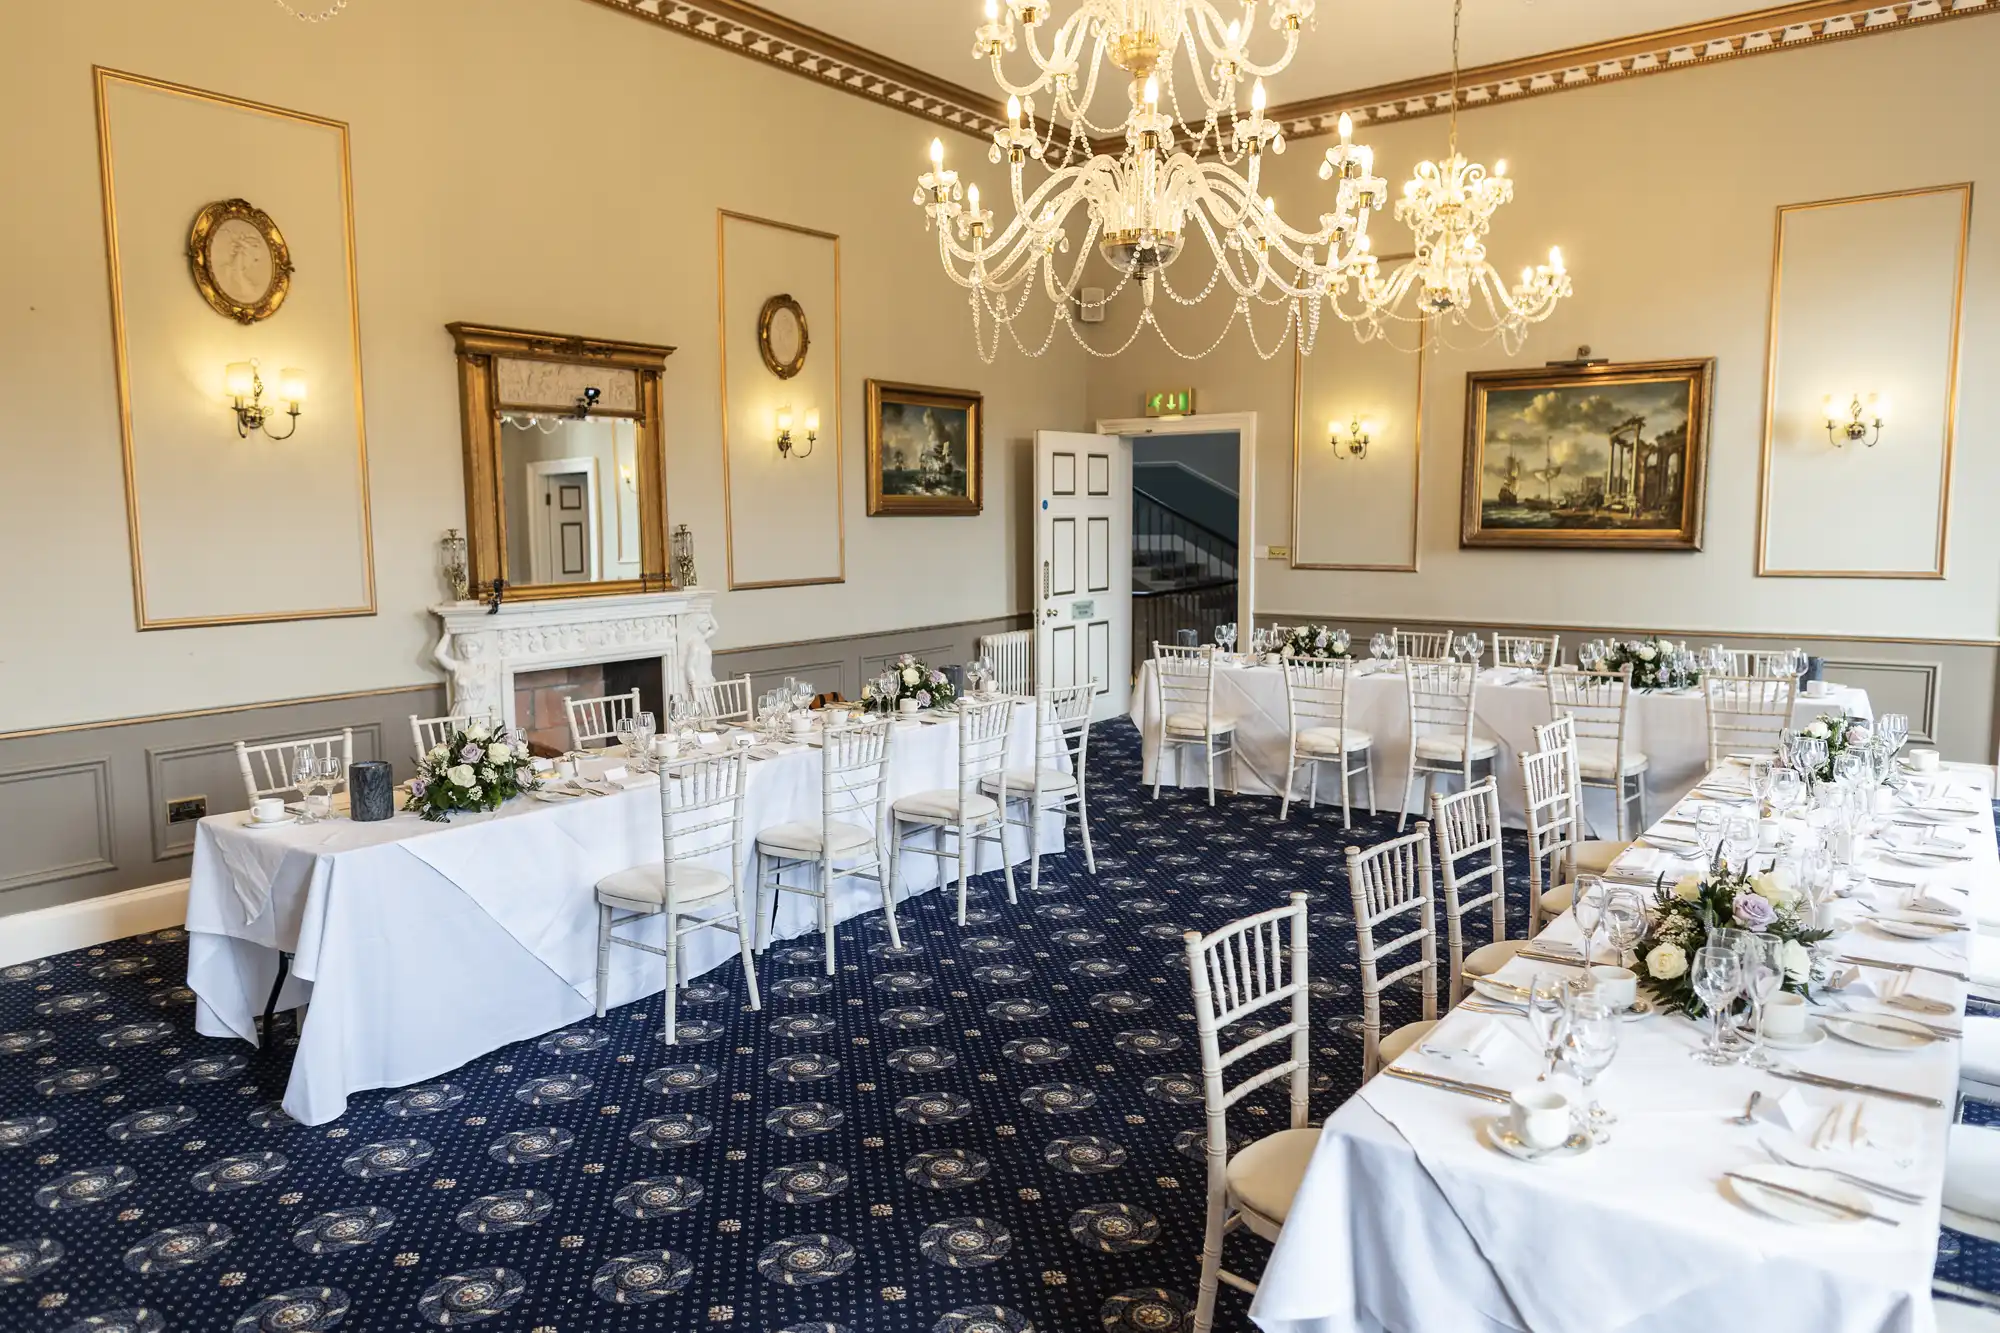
[1521,745,1582,934]
[1399,659,1494,832]
[1704,674,1797,768]
[1492,630,1562,669]
[981,682,1096,895]
[1279,656,1373,826]
[692,674,753,727]
[889,696,1014,926]
[977,629,1033,696]
[1393,626,1453,661]
[566,688,643,751]
[1719,648,1797,677]
[1184,893,1315,1333]
[593,750,760,1045]
[1430,779,1526,1004]
[755,714,896,974]
[1548,664,1648,840]
[235,730,354,805]
[1152,642,1238,805]
[1346,827,1440,1077]
[1532,714,1633,875]
[409,712,499,763]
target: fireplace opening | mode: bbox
[512,657,668,756]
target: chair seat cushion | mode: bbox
[1225,1126,1320,1233]
[1414,734,1499,762]
[1298,726,1372,755]
[1540,881,1575,915]
[1464,939,1533,977]
[1944,1124,2000,1241]
[894,789,1000,824]
[756,819,875,858]
[1576,740,1649,779]
[1964,1017,2000,1093]
[979,767,1077,796]
[1377,1019,1438,1066]
[1573,841,1634,875]
[596,861,732,911]
[1165,711,1237,736]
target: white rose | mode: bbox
[467,725,491,741]
[1672,874,1702,902]
[1751,869,1799,909]
[1781,939,1812,983]
[1806,720,1829,740]
[446,764,476,788]
[515,765,534,784]
[486,742,511,762]
[427,744,449,761]
[1637,645,1657,661]
[479,766,496,784]
[901,666,921,687]
[1645,942,1688,981]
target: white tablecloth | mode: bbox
[1132,659,1871,832]
[1251,761,1997,1333]
[185,711,1058,1125]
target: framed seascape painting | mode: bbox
[866,379,984,516]
[1461,357,1715,550]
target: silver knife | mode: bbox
[1767,1068,1944,1109]
[1836,955,1970,982]
[1381,1066,1511,1104]
[1723,1172,1898,1226]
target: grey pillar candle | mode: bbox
[348,761,396,822]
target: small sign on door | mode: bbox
[1071,599,1096,620]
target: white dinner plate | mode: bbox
[1823,1013,1935,1051]
[1471,977,1530,1004]
[1759,1022,1826,1051]
[1726,1165,1872,1226]
[1480,1116,1592,1163]
[240,814,298,830]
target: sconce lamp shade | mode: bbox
[277,368,309,406]
[804,408,820,435]
[225,361,256,398]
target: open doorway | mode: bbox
[1094,411,1256,677]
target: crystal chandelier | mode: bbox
[1337,0,1572,353]
[913,0,1388,362]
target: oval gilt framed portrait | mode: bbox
[757,293,809,380]
[187,198,293,324]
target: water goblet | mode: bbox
[316,751,344,819]
[1721,811,1758,874]
[1562,994,1622,1139]
[1690,945,1744,1065]
[1768,767,1804,818]
[1526,971,1569,1080]
[1463,633,1485,666]
[1370,633,1392,663]
[1734,934,1786,1069]
[1879,712,1910,754]
[631,711,657,771]
[1602,891,1646,970]
[1331,628,1351,656]
[1572,875,1608,964]
[1694,804,1725,864]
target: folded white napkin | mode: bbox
[1419,1018,1503,1066]
[1755,1088,1819,1135]
[1806,1099,1917,1159]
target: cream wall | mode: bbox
[0,0,1084,734]
[1085,20,1999,644]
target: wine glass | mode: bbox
[1563,993,1621,1140]
[1879,712,1910,754]
[1735,934,1785,1069]
[316,751,344,818]
[1721,811,1758,874]
[1691,945,1744,1065]
[1462,633,1485,667]
[1602,891,1646,970]
[1768,767,1804,818]
[1370,633,1392,663]
[1330,628,1352,656]
[1747,757,1774,808]
[1526,640,1545,671]
[795,679,815,712]
[1526,971,1569,1080]
[1572,875,1607,965]
[292,744,320,823]
[631,711,657,770]
[1694,804,1725,864]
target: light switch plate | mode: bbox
[1267,545,1290,560]
[167,796,207,824]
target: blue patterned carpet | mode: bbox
[2,718,1996,1332]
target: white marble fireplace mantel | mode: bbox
[430,590,717,729]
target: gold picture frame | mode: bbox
[1461,357,1714,551]
[186,197,293,324]
[865,379,983,517]
[757,293,809,380]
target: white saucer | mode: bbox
[1823,1013,1935,1051]
[1758,1022,1826,1051]
[241,814,298,830]
[1726,1164,1871,1226]
[1480,1116,1592,1163]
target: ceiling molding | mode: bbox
[578,0,1993,143]
[579,0,1005,138]
[1269,0,1997,137]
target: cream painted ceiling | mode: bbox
[750,0,1772,101]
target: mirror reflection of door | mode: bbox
[500,417,640,587]
[531,464,598,584]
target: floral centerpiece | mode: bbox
[1802,712,1854,782]
[1633,860,1831,1017]
[1278,624,1351,659]
[870,653,956,712]
[1582,637,1689,692]
[409,722,539,822]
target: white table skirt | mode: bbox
[185,710,1059,1125]
[1131,659,1871,832]
[1250,761,1998,1333]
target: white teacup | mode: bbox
[1805,680,1831,698]
[790,715,815,737]
[1907,747,1940,773]
[1508,1086,1574,1151]
[251,797,285,823]
[898,698,921,715]
[554,759,578,781]
[1586,964,1639,1011]
[1762,991,1807,1039]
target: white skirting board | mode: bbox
[0,880,188,969]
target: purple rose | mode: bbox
[459,743,483,763]
[1732,891,1777,932]
[409,778,427,799]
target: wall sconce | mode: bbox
[225,358,306,440]
[573,385,602,418]
[1328,414,1372,461]
[777,405,818,460]
[1824,392,1886,447]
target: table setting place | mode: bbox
[1354,713,1984,1295]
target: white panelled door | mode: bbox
[1034,431,1131,722]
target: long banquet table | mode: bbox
[185,708,1058,1125]
[1250,759,1996,1333]
[1132,657,1871,831]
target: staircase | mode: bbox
[1133,488,1238,666]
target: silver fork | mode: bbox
[1758,1140,1924,1205]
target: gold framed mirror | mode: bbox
[447,322,676,602]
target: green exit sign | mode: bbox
[1144,388,1195,417]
